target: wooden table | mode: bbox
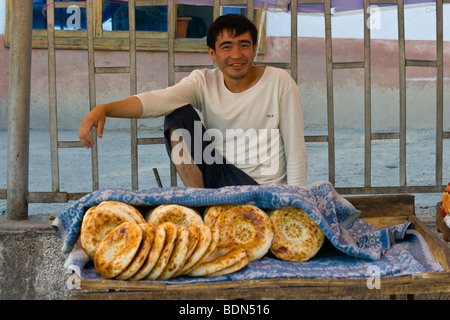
[70,194,450,300]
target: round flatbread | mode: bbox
[97,201,146,224]
[130,225,166,281]
[94,222,142,279]
[115,223,155,280]
[175,224,212,277]
[214,205,274,261]
[145,222,178,280]
[187,245,247,277]
[147,204,204,227]
[207,252,249,277]
[181,226,219,275]
[269,207,325,262]
[80,205,137,260]
[158,225,190,280]
[203,205,234,227]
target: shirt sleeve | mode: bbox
[279,76,308,187]
[135,70,205,118]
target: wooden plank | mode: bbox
[371,132,400,140]
[94,66,130,74]
[71,273,450,300]
[436,202,450,241]
[410,215,450,272]
[362,216,410,229]
[332,61,365,69]
[344,194,415,217]
[405,59,437,67]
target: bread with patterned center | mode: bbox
[80,204,138,260]
[94,222,142,279]
[214,205,274,261]
[203,205,234,227]
[269,207,325,262]
[147,204,204,227]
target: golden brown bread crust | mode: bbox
[145,222,177,280]
[147,204,204,227]
[96,201,146,224]
[206,251,249,277]
[158,225,190,280]
[187,245,247,277]
[94,222,142,279]
[214,205,274,261]
[130,224,166,281]
[115,223,155,280]
[175,224,212,276]
[203,205,234,227]
[80,205,137,260]
[269,207,325,262]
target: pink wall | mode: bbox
[1,34,449,131]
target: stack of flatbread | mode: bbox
[80,202,250,280]
[80,201,327,280]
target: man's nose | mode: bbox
[230,45,242,57]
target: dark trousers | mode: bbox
[164,105,259,188]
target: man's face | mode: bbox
[208,29,257,84]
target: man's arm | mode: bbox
[78,96,143,148]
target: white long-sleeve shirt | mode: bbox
[135,66,307,187]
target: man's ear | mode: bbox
[207,47,216,62]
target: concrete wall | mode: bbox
[0,220,70,300]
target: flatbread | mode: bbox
[115,223,155,280]
[97,201,146,224]
[145,222,178,280]
[158,225,190,280]
[269,207,325,262]
[130,225,166,281]
[175,224,212,277]
[80,205,137,260]
[187,245,247,277]
[203,205,234,227]
[214,205,274,261]
[207,252,249,277]
[181,226,219,275]
[94,222,142,279]
[147,204,204,227]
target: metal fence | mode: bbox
[3,0,449,219]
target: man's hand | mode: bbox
[78,96,143,148]
[78,105,106,148]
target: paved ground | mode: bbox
[1,128,449,218]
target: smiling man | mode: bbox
[78,14,307,189]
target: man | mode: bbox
[78,14,307,188]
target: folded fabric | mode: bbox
[54,181,410,261]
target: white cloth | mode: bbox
[135,66,307,187]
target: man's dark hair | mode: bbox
[206,14,258,50]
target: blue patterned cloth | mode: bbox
[53,181,443,281]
